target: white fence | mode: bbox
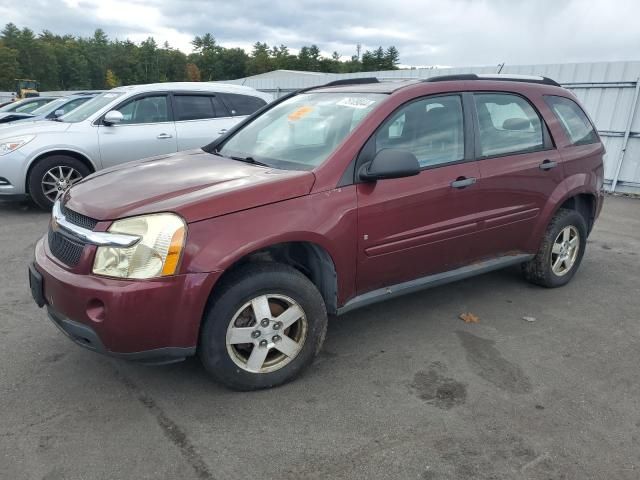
[225,62,640,194]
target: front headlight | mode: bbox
[93,213,186,279]
[0,135,36,156]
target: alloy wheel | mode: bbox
[41,166,84,203]
[225,294,308,373]
[551,225,580,276]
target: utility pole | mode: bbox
[356,43,361,61]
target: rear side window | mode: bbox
[174,95,216,121]
[545,95,598,146]
[222,93,267,116]
[474,93,545,157]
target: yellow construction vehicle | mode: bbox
[15,79,40,99]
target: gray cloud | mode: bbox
[1,0,639,68]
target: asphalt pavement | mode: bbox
[1,195,639,480]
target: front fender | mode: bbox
[182,187,359,306]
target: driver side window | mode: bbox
[118,95,169,124]
[375,95,465,168]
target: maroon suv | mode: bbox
[29,74,604,390]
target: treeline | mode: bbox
[0,23,401,91]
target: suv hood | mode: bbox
[64,149,316,223]
[0,119,70,135]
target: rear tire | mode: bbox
[199,262,328,391]
[28,155,91,210]
[522,208,587,288]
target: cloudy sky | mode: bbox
[1,0,639,67]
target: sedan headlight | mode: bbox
[0,135,36,156]
[93,213,186,279]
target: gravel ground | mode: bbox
[1,195,638,480]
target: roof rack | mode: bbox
[424,73,561,87]
[321,77,380,87]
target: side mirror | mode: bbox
[359,149,420,181]
[53,109,65,118]
[103,110,124,125]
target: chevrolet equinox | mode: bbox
[29,74,605,390]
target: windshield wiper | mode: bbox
[229,155,270,167]
[210,149,270,167]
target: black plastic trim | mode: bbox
[46,307,195,365]
[424,74,561,87]
[337,254,534,315]
[323,77,380,87]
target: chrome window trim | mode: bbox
[52,201,140,248]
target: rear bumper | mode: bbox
[32,237,221,361]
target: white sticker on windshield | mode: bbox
[336,97,376,109]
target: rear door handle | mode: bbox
[539,159,557,170]
[157,133,173,139]
[451,177,477,189]
[218,129,228,135]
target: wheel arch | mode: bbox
[25,149,97,193]
[529,177,598,252]
[206,240,339,316]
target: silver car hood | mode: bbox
[0,120,72,138]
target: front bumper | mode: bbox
[32,237,220,363]
[0,149,29,196]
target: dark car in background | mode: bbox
[30,74,604,390]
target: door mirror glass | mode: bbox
[104,110,124,125]
[360,149,420,181]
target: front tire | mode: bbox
[199,263,328,391]
[522,208,587,288]
[28,155,91,210]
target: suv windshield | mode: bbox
[218,92,386,170]
[60,92,124,123]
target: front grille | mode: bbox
[48,230,85,267]
[61,204,98,230]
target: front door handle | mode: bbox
[539,159,557,170]
[451,176,477,189]
[218,128,228,135]
[157,133,173,139]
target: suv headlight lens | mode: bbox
[0,135,36,156]
[93,213,186,279]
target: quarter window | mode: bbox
[375,95,465,168]
[174,95,218,121]
[222,93,267,116]
[545,95,598,146]
[118,95,169,124]
[474,93,544,157]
